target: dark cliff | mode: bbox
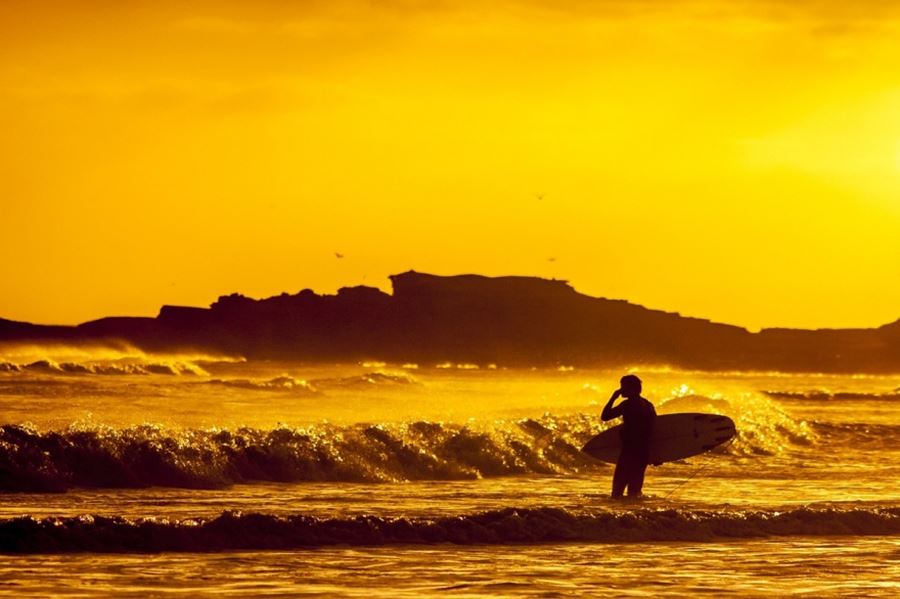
[1,271,898,372]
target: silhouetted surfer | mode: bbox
[601,374,656,498]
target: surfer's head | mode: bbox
[620,374,642,398]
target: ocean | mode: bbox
[1,349,899,596]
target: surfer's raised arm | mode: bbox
[601,388,625,421]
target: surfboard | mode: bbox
[581,412,736,464]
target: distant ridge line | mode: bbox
[1,271,898,373]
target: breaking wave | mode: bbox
[205,376,319,394]
[2,506,898,553]
[201,371,420,394]
[1,359,207,376]
[656,392,813,455]
[0,418,596,492]
[0,366,422,394]
[310,371,421,388]
[0,396,813,492]
[809,422,900,449]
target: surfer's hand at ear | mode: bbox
[611,389,622,400]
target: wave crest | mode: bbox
[206,376,319,393]
[658,392,813,456]
[9,359,207,376]
[311,371,421,388]
[201,371,420,393]
[0,418,598,492]
[2,506,898,553]
[0,397,815,493]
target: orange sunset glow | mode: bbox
[3,3,900,596]
[3,0,899,330]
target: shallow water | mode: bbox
[2,539,899,598]
[1,350,899,595]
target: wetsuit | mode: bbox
[612,397,656,497]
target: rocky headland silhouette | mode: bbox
[2,271,898,372]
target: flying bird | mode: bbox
[334,252,344,259]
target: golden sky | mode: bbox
[2,0,899,330]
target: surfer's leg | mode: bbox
[612,455,628,498]
[627,458,648,497]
